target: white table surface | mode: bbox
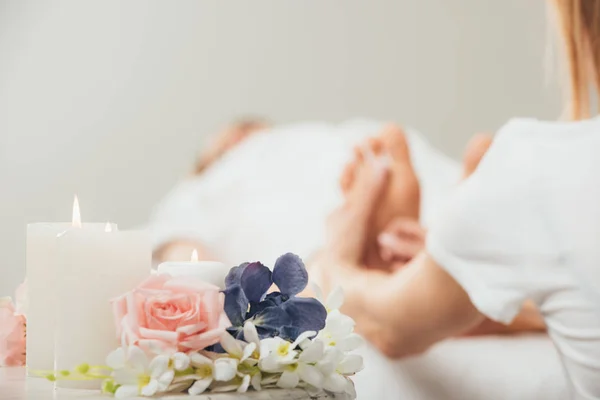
[0,368,350,400]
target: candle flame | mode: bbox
[105,222,112,232]
[191,249,198,262]
[72,195,82,228]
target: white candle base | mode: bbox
[53,230,150,388]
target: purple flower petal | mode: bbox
[240,262,272,303]
[222,284,248,326]
[281,297,327,333]
[250,306,292,338]
[225,263,249,288]
[272,253,308,296]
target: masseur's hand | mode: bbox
[378,217,425,267]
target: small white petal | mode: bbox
[243,321,260,346]
[251,372,262,391]
[211,383,240,392]
[114,384,140,398]
[157,370,175,390]
[241,342,256,362]
[190,352,213,367]
[310,281,324,302]
[259,337,279,358]
[299,340,325,363]
[344,379,357,397]
[261,375,279,385]
[106,347,126,369]
[292,331,317,348]
[213,358,238,381]
[141,379,159,396]
[259,355,283,373]
[112,369,138,386]
[149,355,170,378]
[277,370,300,389]
[325,310,355,338]
[298,364,324,388]
[127,346,149,373]
[338,354,364,375]
[326,286,344,310]
[188,377,212,395]
[317,348,344,375]
[220,332,244,357]
[339,333,364,352]
[172,352,191,371]
[323,373,347,393]
[237,374,251,392]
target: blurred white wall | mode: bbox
[0,0,559,295]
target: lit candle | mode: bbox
[26,196,116,373]
[53,199,150,389]
[157,249,229,289]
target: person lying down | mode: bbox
[147,119,544,336]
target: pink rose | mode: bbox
[112,275,230,353]
[0,298,26,367]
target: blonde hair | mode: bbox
[551,0,600,119]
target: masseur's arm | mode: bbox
[314,252,484,358]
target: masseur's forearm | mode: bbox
[323,252,485,358]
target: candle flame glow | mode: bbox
[105,223,112,232]
[72,195,82,228]
[191,249,198,262]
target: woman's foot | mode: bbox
[340,125,421,269]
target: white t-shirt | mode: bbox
[427,117,600,399]
[149,120,459,267]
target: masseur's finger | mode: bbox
[378,232,423,262]
[383,218,426,241]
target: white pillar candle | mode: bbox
[54,228,150,389]
[26,198,117,373]
[157,250,229,289]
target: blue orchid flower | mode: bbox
[222,253,327,342]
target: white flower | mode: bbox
[106,346,174,398]
[317,347,363,393]
[311,283,344,311]
[276,339,325,390]
[185,353,214,395]
[185,352,240,395]
[316,309,363,352]
[220,325,258,365]
[172,352,191,371]
[258,330,316,373]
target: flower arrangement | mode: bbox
[35,253,363,398]
[0,281,27,367]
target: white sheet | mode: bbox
[354,335,568,400]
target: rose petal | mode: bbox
[179,328,224,351]
[138,327,178,344]
[177,322,207,336]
